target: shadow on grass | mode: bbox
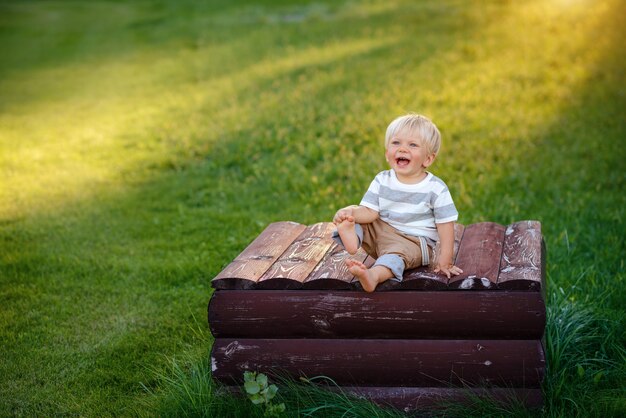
[1,0,624,415]
[1,2,484,415]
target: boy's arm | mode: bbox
[434,221,463,278]
[333,205,379,225]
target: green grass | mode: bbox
[1,0,624,416]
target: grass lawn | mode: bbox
[1,0,624,416]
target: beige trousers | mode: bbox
[358,218,432,270]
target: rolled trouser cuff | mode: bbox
[417,235,430,266]
[373,253,405,282]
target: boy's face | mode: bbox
[385,130,436,183]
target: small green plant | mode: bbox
[243,371,286,417]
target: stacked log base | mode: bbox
[209,220,546,411]
[209,290,545,410]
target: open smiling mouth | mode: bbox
[396,157,411,167]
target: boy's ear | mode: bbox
[422,153,436,168]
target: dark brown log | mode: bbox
[256,223,336,289]
[211,338,545,387]
[498,221,543,291]
[302,245,368,290]
[208,290,546,339]
[211,222,306,289]
[376,270,447,291]
[450,222,506,290]
[339,386,543,411]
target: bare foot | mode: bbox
[346,259,378,292]
[337,216,359,255]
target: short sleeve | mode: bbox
[359,175,381,212]
[433,188,458,223]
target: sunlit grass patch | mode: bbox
[1,0,624,415]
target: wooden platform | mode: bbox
[208,220,546,412]
[211,220,544,291]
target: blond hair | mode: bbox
[385,114,442,155]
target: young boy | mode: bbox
[333,114,463,292]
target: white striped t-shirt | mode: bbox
[359,170,458,243]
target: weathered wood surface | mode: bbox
[211,338,545,387]
[302,245,369,290]
[339,386,543,411]
[212,222,306,289]
[209,220,547,411]
[256,223,336,289]
[208,290,546,339]
[210,220,544,291]
[449,222,506,290]
[498,221,543,290]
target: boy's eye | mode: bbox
[391,140,400,145]
[410,143,418,148]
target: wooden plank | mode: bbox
[211,338,545,387]
[498,221,543,291]
[339,386,543,411]
[211,222,306,289]
[302,245,369,290]
[389,223,466,290]
[256,223,336,289]
[449,222,506,290]
[208,290,546,339]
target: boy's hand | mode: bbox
[333,207,354,225]
[434,263,463,278]
[434,222,461,279]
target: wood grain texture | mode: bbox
[209,220,548,410]
[212,220,544,291]
[302,245,369,290]
[339,386,543,411]
[449,222,506,290]
[208,290,546,339]
[256,223,336,289]
[211,222,306,289]
[211,338,545,387]
[498,221,543,291]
